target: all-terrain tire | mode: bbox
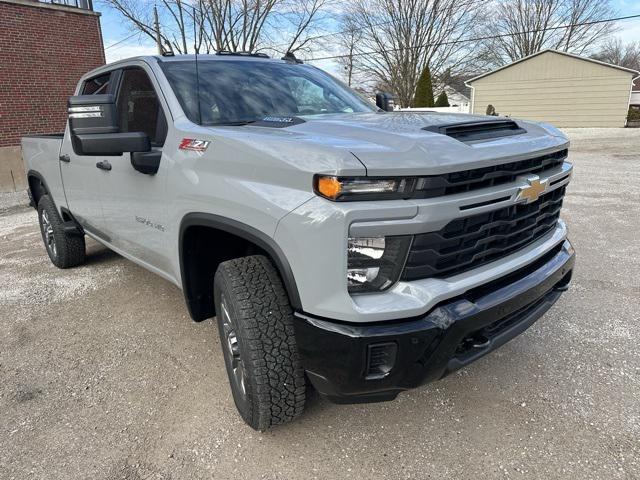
[213,255,306,430]
[37,195,86,269]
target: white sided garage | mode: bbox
[467,49,639,128]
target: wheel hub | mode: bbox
[41,210,57,258]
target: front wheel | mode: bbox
[213,255,306,430]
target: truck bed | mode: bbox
[22,133,64,138]
[21,134,65,212]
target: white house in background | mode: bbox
[443,85,471,112]
[631,80,640,107]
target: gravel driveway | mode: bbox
[1,129,638,480]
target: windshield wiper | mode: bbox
[210,120,259,126]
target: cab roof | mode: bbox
[105,53,292,69]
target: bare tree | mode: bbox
[100,0,330,55]
[100,0,191,54]
[203,0,280,52]
[278,0,331,54]
[484,0,617,66]
[335,14,364,87]
[345,0,484,107]
[592,38,640,72]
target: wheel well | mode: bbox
[181,225,271,321]
[28,175,47,206]
[27,173,72,221]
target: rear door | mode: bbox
[60,71,115,234]
[97,65,172,274]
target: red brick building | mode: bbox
[0,0,105,192]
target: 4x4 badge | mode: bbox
[517,176,548,204]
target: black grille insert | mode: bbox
[411,149,567,199]
[402,186,566,281]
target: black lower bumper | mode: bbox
[294,240,575,404]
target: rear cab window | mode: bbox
[82,73,111,95]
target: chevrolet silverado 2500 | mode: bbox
[22,53,574,430]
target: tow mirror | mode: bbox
[376,92,395,111]
[68,95,151,156]
[68,94,118,136]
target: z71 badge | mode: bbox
[179,138,210,152]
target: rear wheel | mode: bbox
[37,195,86,268]
[213,255,306,430]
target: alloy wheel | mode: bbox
[41,210,57,258]
[220,296,248,405]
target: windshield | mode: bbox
[160,59,376,126]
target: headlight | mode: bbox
[315,175,415,201]
[347,236,412,293]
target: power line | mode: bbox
[270,18,395,51]
[103,11,640,57]
[302,13,640,62]
[105,32,139,50]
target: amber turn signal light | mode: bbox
[316,176,342,199]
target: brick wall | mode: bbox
[0,0,106,148]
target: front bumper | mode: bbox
[294,240,574,403]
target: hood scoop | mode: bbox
[422,119,527,143]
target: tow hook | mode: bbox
[472,335,491,349]
[457,333,491,355]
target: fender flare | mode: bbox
[179,213,302,319]
[26,169,53,209]
[28,169,84,234]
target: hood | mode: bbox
[286,112,568,176]
[207,112,569,177]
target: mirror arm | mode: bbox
[131,150,162,175]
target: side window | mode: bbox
[116,68,167,146]
[82,73,111,95]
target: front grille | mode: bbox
[412,149,567,199]
[402,186,566,281]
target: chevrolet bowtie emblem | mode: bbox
[516,176,548,204]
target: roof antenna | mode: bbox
[281,51,303,64]
[193,4,203,125]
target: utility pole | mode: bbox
[154,6,162,55]
[347,43,354,87]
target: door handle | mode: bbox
[96,160,112,171]
[59,154,70,163]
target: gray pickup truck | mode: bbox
[22,52,574,430]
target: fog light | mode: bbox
[366,342,398,380]
[347,267,380,285]
[347,236,412,293]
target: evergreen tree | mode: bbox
[413,65,434,107]
[435,91,450,107]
